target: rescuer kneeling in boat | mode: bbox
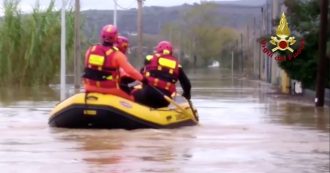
[116,35,129,55]
[116,35,137,93]
[83,25,145,100]
[133,41,191,108]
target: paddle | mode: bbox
[187,99,199,122]
[147,84,198,123]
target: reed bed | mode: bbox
[0,0,74,86]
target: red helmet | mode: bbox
[155,41,173,54]
[100,24,118,43]
[117,36,129,54]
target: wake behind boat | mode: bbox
[49,93,198,129]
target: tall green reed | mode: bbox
[0,0,74,86]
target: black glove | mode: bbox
[182,92,191,100]
[141,77,149,85]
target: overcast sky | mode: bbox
[0,0,269,16]
[0,0,239,12]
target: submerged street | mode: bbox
[0,68,329,173]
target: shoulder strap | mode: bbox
[100,45,118,71]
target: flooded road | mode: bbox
[0,68,329,173]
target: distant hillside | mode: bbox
[81,3,262,40]
[213,0,267,7]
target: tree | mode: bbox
[277,0,330,89]
[161,2,238,67]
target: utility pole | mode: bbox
[266,0,270,82]
[240,32,243,73]
[73,0,81,90]
[271,0,279,84]
[258,16,262,80]
[137,0,144,64]
[113,0,117,26]
[60,0,66,100]
[315,0,328,107]
[246,24,249,74]
[261,7,264,80]
[253,16,256,78]
[231,51,234,79]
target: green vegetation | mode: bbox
[161,3,238,67]
[0,0,74,86]
[277,0,330,88]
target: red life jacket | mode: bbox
[143,53,180,94]
[83,45,120,91]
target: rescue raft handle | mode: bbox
[86,95,98,101]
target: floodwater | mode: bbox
[0,68,329,173]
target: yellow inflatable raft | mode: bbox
[49,93,198,129]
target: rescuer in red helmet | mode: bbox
[133,40,192,108]
[115,35,138,93]
[82,24,145,100]
[116,35,129,54]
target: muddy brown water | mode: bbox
[0,68,329,173]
